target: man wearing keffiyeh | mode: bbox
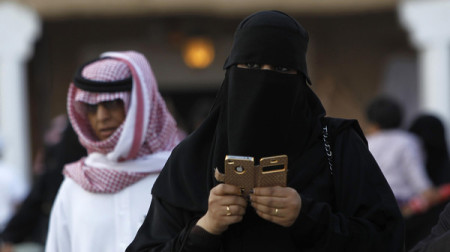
[45,51,182,252]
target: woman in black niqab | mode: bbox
[409,114,450,186]
[127,10,404,252]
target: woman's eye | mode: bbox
[274,66,289,72]
[274,66,297,74]
[246,63,261,69]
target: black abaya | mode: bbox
[127,10,404,252]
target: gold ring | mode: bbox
[275,208,279,215]
[226,205,231,216]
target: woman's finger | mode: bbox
[222,204,247,217]
[213,183,243,196]
[252,186,286,197]
[251,201,285,217]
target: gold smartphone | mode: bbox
[224,155,255,197]
[257,155,288,187]
[224,155,288,197]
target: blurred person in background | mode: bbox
[365,96,440,250]
[127,10,404,252]
[365,96,437,213]
[45,51,182,252]
[0,121,86,252]
[32,115,69,176]
[409,114,450,186]
[404,114,450,250]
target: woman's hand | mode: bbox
[250,186,301,227]
[196,183,247,235]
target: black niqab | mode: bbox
[224,10,311,83]
[152,10,325,211]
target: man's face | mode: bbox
[86,99,126,141]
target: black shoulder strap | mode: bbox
[322,121,333,175]
[321,117,367,176]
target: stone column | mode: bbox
[399,0,450,142]
[0,2,41,184]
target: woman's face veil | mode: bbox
[215,11,325,165]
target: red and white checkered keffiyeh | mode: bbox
[64,51,182,193]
